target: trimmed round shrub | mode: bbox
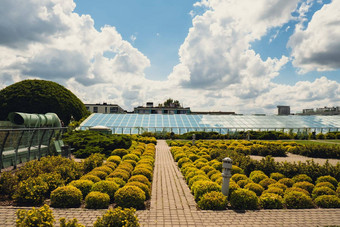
[114,186,146,209]
[231,174,248,183]
[105,177,126,187]
[50,186,82,208]
[315,175,338,188]
[259,193,284,209]
[189,175,209,188]
[314,195,340,208]
[270,172,285,181]
[337,186,340,197]
[39,172,65,195]
[80,175,101,183]
[250,173,268,184]
[122,154,140,162]
[283,191,314,209]
[128,175,151,188]
[285,187,310,196]
[87,171,108,180]
[178,158,192,168]
[108,170,130,181]
[259,178,277,190]
[93,207,139,227]
[16,204,54,227]
[111,149,128,158]
[117,162,134,173]
[210,173,222,182]
[126,182,151,199]
[292,174,312,183]
[207,169,219,179]
[93,166,114,175]
[103,162,117,171]
[107,155,122,166]
[249,170,265,178]
[237,179,253,188]
[85,191,110,209]
[91,181,119,201]
[311,186,336,199]
[231,165,244,175]
[193,181,221,201]
[229,181,240,197]
[268,182,287,191]
[293,181,314,194]
[123,159,137,168]
[315,182,336,191]
[13,177,48,205]
[134,164,152,172]
[68,180,94,198]
[262,187,284,197]
[200,166,215,175]
[229,188,259,210]
[174,153,187,162]
[244,183,264,196]
[195,162,208,169]
[278,178,294,187]
[211,162,222,171]
[132,168,153,182]
[197,191,228,210]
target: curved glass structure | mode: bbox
[80,114,340,134]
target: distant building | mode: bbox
[190,111,235,115]
[301,106,340,115]
[134,102,190,114]
[85,103,125,114]
[277,106,290,115]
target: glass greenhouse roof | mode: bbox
[80,114,340,134]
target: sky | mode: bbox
[0,0,340,114]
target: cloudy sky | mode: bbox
[0,0,339,114]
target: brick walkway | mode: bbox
[1,140,340,226]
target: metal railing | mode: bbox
[0,127,67,170]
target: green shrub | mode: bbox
[292,174,312,183]
[128,175,151,188]
[87,170,108,180]
[262,187,284,197]
[315,182,336,191]
[132,168,153,182]
[50,186,82,208]
[244,183,264,196]
[85,191,110,209]
[268,182,287,191]
[93,166,114,175]
[122,154,140,162]
[13,177,48,205]
[114,186,146,209]
[117,162,134,173]
[68,180,94,198]
[231,165,244,175]
[207,169,219,179]
[231,174,248,183]
[123,159,137,168]
[126,182,151,200]
[108,170,130,181]
[193,181,221,201]
[229,181,240,197]
[178,157,192,168]
[278,178,294,187]
[283,191,314,209]
[315,175,338,188]
[39,172,65,195]
[211,162,222,171]
[249,170,265,178]
[197,191,228,210]
[189,175,210,188]
[111,149,128,158]
[107,155,122,166]
[16,204,54,227]
[229,188,259,210]
[285,187,310,196]
[82,153,105,173]
[237,179,253,188]
[270,172,285,181]
[293,181,314,194]
[91,181,119,201]
[250,173,268,184]
[103,162,117,171]
[93,207,140,227]
[311,186,336,199]
[259,193,284,209]
[174,152,186,162]
[106,177,126,187]
[314,195,340,208]
[134,163,152,172]
[0,172,18,196]
[259,178,277,189]
[80,175,101,183]
[337,186,340,197]
[60,218,85,227]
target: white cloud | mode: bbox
[288,0,340,73]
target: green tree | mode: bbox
[0,80,88,125]
[163,98,181,108]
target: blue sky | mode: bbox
[0,0,339,114]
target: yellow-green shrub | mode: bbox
[244,183,264,196]
[126,182,151,200]
[108,170,130,181]
[283,191,314,209]
[87,170,108,180]
[128,175,151,188]
[193,181,221,201]
[285,187,310,196]
[91,180,119,201]
[80,175,101,183]
[311,186,336,199]
[197,191,227,210]
[13,176,48,205]
[106,177,126,187]
[315,182,336,191]
[229,188,259,210]
[93,207,139,227]
[262,187,284,197]
[114,186,146,209]
[16,205,54,227]
[315,175,338,188]
[107,155,121,166]
[270,172,285,181]
[231,174,248,183]
[259,178,277,189]
[132,168,153,182]
[68,180,94,198]
[292,174,312,183]
[93,166,114,175]
[111,149,128,158]
[259,193,283,209]
[278,178,294,187]
[50,186,82,208]
[85,191,110,209]
[293,181,314,194]
[59,218,85,227]
[314,195,340,208]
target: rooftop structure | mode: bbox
[277,106,290,115]
[85,103,125,114]
[301,106,340,115]
[134,102,190,114]
[80,113,340,135]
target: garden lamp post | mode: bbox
[221,157,232,196]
